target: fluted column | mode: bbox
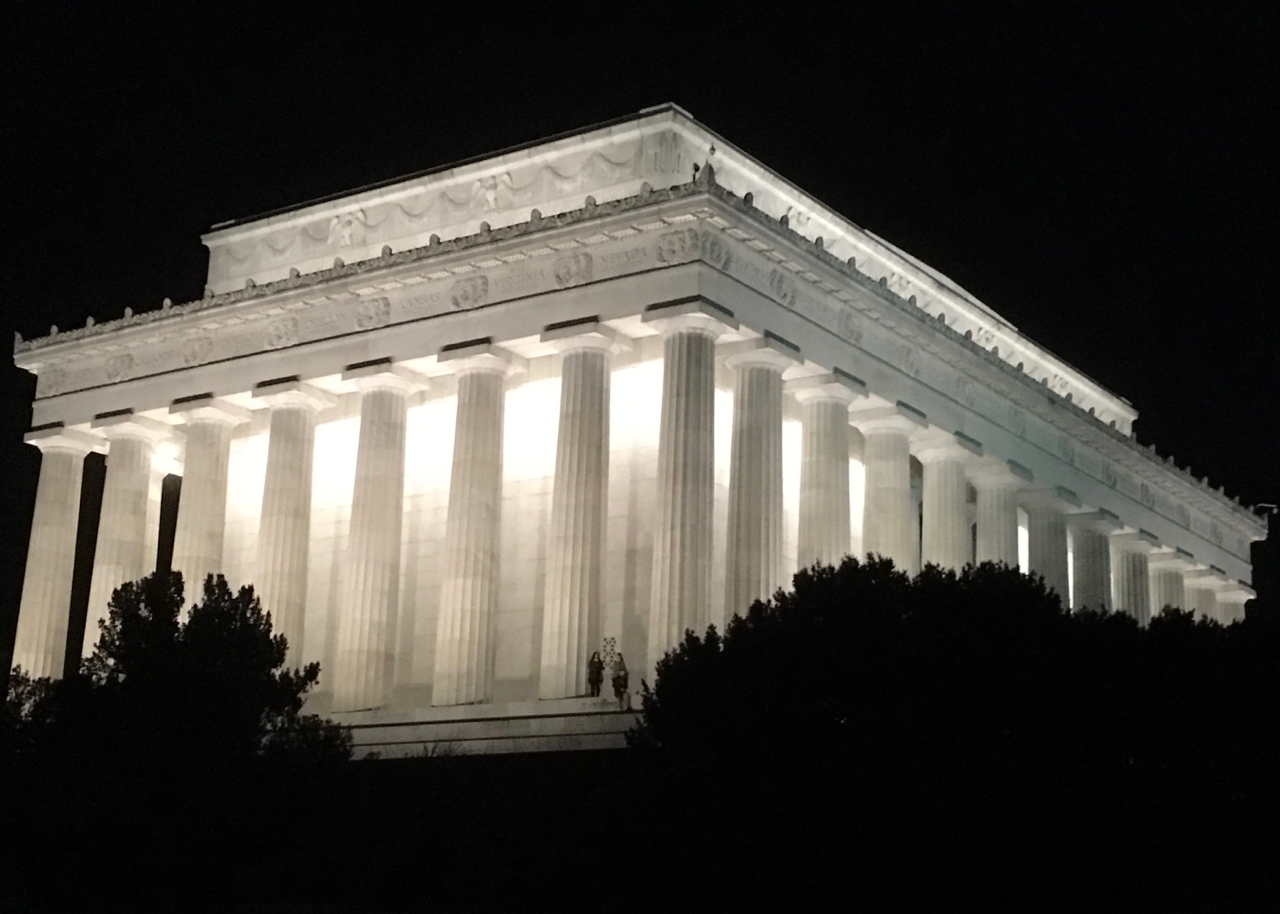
[1067,510,1118,611]
[916,433,978,571]
[1183,569,1225,622]
[12,427,98,678]
[724,341,794,621]
[171,397,248,596]
[538,326,616,699]
[1111,532,1156,625]
[85,414,171,654]
[971,460,1027,567]
[1021,487,1077,601]
[644,307,730,670]
[333,365,417,712]
[433,345,517,706]
[1215,584,1253,624]
[791,375,861,568]
[1148,550,1191,616]
[254,380,331,663]
[852,406,923,575]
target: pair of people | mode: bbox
[587,652,629,710]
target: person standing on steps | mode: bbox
[610,654,630,711]
[587,651,604,697]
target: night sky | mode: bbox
[4,4,1276,657]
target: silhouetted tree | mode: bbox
[630,557,1280,908]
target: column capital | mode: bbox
[253,378,335,411]
[721,335,800,373]
[1148,547,1197,573]
[641,298,737,338]
[1182,567,1228,588]
[913,428,983,463]
[1020,485,1082,513]
[849,401,927,435]
[437,341,525,377]
[786,369,867,405]
[1066,507,1122,534]
[970,456,1033,488]
[1111,529,1161,554]
[342,358,433,393]
[91,411,172,443]
[24,424,103,456]
[540,317,631,354]
[169,395,251,427]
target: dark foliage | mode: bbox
[630,558,1280,909]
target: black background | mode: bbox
[4,2,1276,661]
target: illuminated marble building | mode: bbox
[10,105,1265,753]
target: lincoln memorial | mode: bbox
[10,105,1266,754]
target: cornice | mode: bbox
[13,165,1264,543]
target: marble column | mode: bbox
[333,365,416,712]
[433,346,517,706]
[170,398,248,598]
[1111,532,1156,626]
[971,460,1027,567]
[644,307,730,670]
[1148,550,1191,616]
[85,414,171,654]
[1183,569,1225,622]
[538,327,615,700]
[791,375,860,568]
[852,406,923,576]
[1067,510,1118,611]
[254,380,331,663]
[724,341,794,621]
[1021,487,1077,602]
[915,433,978,572]
[12,428,99,678]
[1215,584,1253,624]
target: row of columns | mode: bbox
[11,310,1254,697]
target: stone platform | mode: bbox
[332,697,640,758]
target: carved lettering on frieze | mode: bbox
[1007,405,1027,437]
[837,307,863,346]
[655,228,700,264]
[598,246,649,270]
[182,335,213,366]
[355,297,391,330]
[768,269,796,307]
[400,291,443,317]
[1058,435,1076,465]
[553,252,594,288]
[449,276,490,310]
[699,231,731,271]
[105,353,134,383]
[264,317,300,350]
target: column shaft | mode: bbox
[974,477,1020,566]
[648,327,717,668]
[1025,505,1070,599]
[172,419,235,594]
[1070,526,1112,611]
[256,405,318,661]
[86,435,156,652]
[725,361,785,619]
[539,346,609,699]
[1111,544,1151,625]
[1150,567,1185,615]
[434,368,507,705]
[333,386,409,711]
[920,452,970,571]
[861,423,917,574]
[797,396,852,567]
[13,444,90,677]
